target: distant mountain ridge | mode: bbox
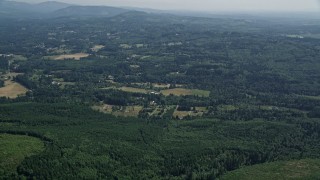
[51,6,130,18]
[0,1,71,13]
[0,0,131,19]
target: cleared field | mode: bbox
[136,44,144,48]
[45,53,90,60]
[173,106,204,119]
[299,95,320,100]
[130,65,140,69]
[173,110,203,119]
[0,80,28,98]
[221,159,320,180]
[161,88,210,97]
[102,86,150,94]
[93,104,143,117]
[120,44,132,49]
[153,83,170,88]
[92,104,113,114]
[12,55,27,61]
[0,134,44,175]
[119,87,149,94]
[91,45,105,52]
[113,106,143,117]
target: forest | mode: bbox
[0,6,320,179]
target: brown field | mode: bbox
[91,45,105,52]
[45,53,90,60]
[161,88,210,97]
[54,53,89,60]
[0,80,28,98]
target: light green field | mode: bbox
[221,159,320,180]
[101,86,149,94]
[119,87,149,94]
[161,88,210,97]
[300,95,320,100]
[0,134,44,176]
[12,55,27,61]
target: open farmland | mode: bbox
[118,87,149,94]
[0,80,28,98]
[91,45,105,52]
[45,53,90,60]
[161,88,210,97]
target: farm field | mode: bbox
[44,53,90,60]
[93,104,143,117]
[161,88,210,97]
[101,86,150,94]
[221,159,320,180]
[0,80,28,98]
[0,134,44,176]
[91,45,105,52]
[119,87,149,94]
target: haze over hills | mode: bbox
[0,0,131,18]
[51,6,130,18]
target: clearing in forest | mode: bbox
[45,53,90,60]
[161,88,210,97]
[0,80,28,98]
[91,45,105,52]
[118,87,149,94]
[93,104,143,117]
[0,134,44,176]
[153,83,171,88]
[173,106,206,119]
[221,159,320,180]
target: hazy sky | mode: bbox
[16,0,320,12]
